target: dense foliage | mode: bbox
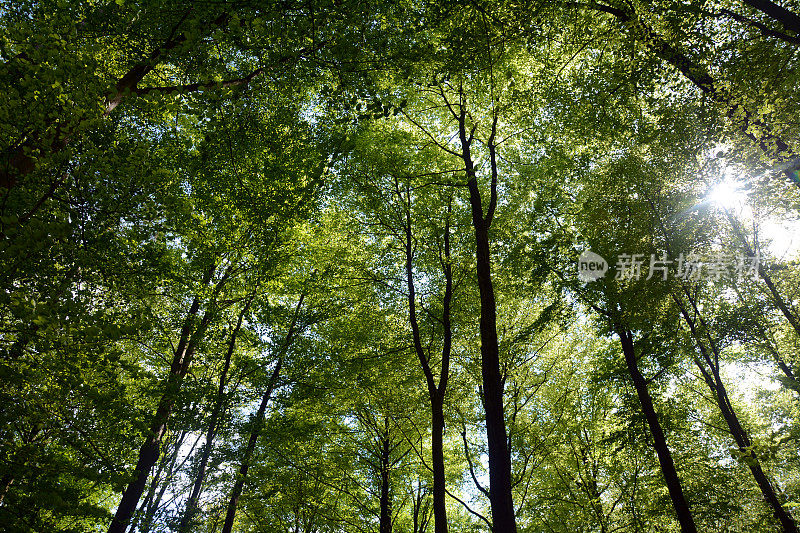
[2,0,800,532]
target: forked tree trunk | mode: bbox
[401,186,453,533]
[457,107,516,532]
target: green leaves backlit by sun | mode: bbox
[2,1,800,532]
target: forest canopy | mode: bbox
[2,0,800,532]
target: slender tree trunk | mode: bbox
[108,263,217,533]
[137,429,188,533]
[129,433,173,533]
[220,357,281,533]
[413,487,421,533]
[221,294,304,533]
[435,200,453,533]
[401,185,452,533]
[412,477,431,533]
[714,375,798,533]
[617,328,697,533]
[179,297,252,532]
[676,294,798,532]
[380,418,393,533]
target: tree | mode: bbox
[4,1,800,531]
[340,124,459,533]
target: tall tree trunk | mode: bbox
[129,430,175,533]
[458,108,516,532]
[380,417,393,533]
[676,293,798,532]
[401,185,452,533]
[412,478,431,533]
[221,294,304,533]
[108,265,218,533]
[430,398,447,533]
[616,328,697,533]
[713,375,797,532]
[179,297,252,532]
[472,217,516,533]
[220,354,281,533]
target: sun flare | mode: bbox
[707,179,745,210]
